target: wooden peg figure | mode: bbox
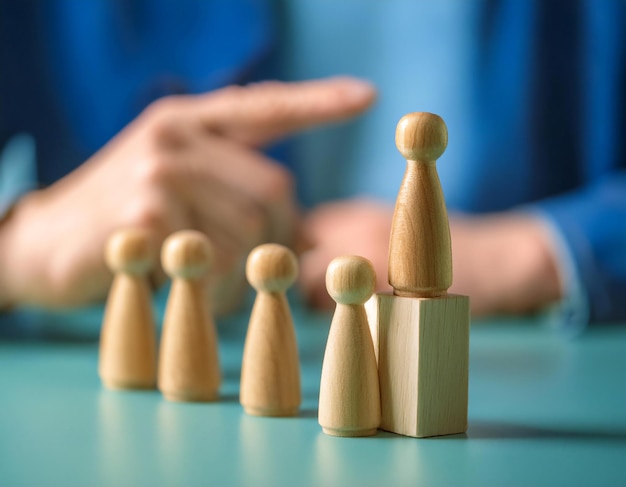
[99,228,157,389]
[389,112,452,298]
[319,256,380,437]
[158,230,220,402]
[240,243,301,417]
[365,112,470,438]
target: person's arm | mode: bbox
[0,77,376,311]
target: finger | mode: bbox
[193,77,377,147]
[187,134,298,246]
[166,134,297,269]
[180,177,257,276]
[187,187,263,277]
[185,170,266,249]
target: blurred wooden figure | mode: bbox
[240,244,301,417]
[319,256,380,437]
[99,228,157,389]
[158,230,220,402]
[366,112,470,438]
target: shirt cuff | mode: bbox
[525,208,590,335]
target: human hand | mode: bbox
[0,78,376,309]
[447,213,562,315]
[299,198,562,316]
[299,198,394,309]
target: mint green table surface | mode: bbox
[1,308,625,487]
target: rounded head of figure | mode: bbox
[105,228,155,275]
[246,243,298,293]
[325,255,376,305]
[161,230,213,279]
[395,112,448,162]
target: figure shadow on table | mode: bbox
[358,421,626,442]
[460,420,626,442]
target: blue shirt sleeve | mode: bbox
[533,173,626,328]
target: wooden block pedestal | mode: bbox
[365,293,470,438]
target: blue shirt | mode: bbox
[1,0,625,332]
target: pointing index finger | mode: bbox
[195,77,377,147]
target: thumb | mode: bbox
[195,77,377,147]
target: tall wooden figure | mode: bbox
[240,244,301,417]
[99,228,157,389]
[159,230,220,402]
[366,112,470,438]
[319,256,380,437]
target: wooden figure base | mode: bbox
[101,379,156,391]
[322,427,378,438]
[365,293,470,438]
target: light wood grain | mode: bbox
[99,228,157,390]
[388,112,452,298]
[240,244,301,417]
[319,256,380,437]
[158,230,220,402]
[366,293,469,438]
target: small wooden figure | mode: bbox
[158,230,220,402]
[319,256,380,437]
[389,112,452,298]
[366,112,470,438]
[99,228,157,390]
[240,243,301,417]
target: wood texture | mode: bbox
[365,293,469,438]
[319,256,380,437]
[158,230,220,402]
[240,244,301,417]
[99,228,157,390]
[388,112,452,298]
